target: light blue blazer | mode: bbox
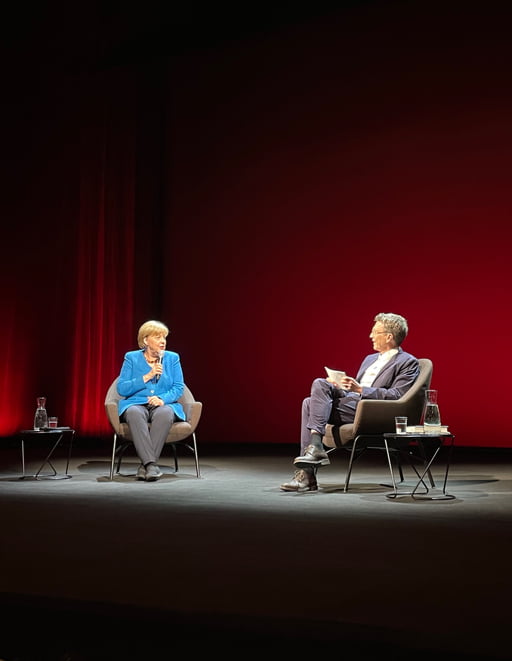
[116,349,185,421]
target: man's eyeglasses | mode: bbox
[371,330,390,335]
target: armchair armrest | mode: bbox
[352,398,412,436]
[182,401,203,429]
[105,400,122,433]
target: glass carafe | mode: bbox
[34,396,48,431]
[423,389,441,428]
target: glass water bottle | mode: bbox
[34,396,48,431]
[423,389,441,428]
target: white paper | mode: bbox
[324,366,346,384]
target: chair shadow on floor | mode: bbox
[316,472,502,503]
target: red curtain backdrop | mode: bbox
[1,3,511,446]
[69,70,138,434]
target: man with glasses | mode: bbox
[280,312,419,492]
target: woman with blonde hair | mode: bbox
[117,320,185,481]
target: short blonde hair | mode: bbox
[137,320,169,348]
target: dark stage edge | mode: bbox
[0,593,507,661]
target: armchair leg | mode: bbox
[384,439,398,494]
[110,433,117,481]
[191,433,200,478]
[344,443,359,492]
[168,435,201,478]
[116,450,123,474]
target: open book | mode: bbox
[324,366,346,384]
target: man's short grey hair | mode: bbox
[374,312,408,346]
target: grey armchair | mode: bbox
[322,358,433,492]
[104,378,202,480]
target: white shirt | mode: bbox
[360,348,399,387]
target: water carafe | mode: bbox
[33,396,48,431]
[423,389,441,428]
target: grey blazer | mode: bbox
[356,348,419,400]
[331,348,420,425]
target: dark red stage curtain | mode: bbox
[67,72,138,435]
[0,68,139,438]
[2,3,512,449]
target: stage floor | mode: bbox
[0,441,511,660]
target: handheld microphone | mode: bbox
[156,350,164,381]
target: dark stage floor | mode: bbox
[0,440,511,660]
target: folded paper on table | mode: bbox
[406,425,449,434]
